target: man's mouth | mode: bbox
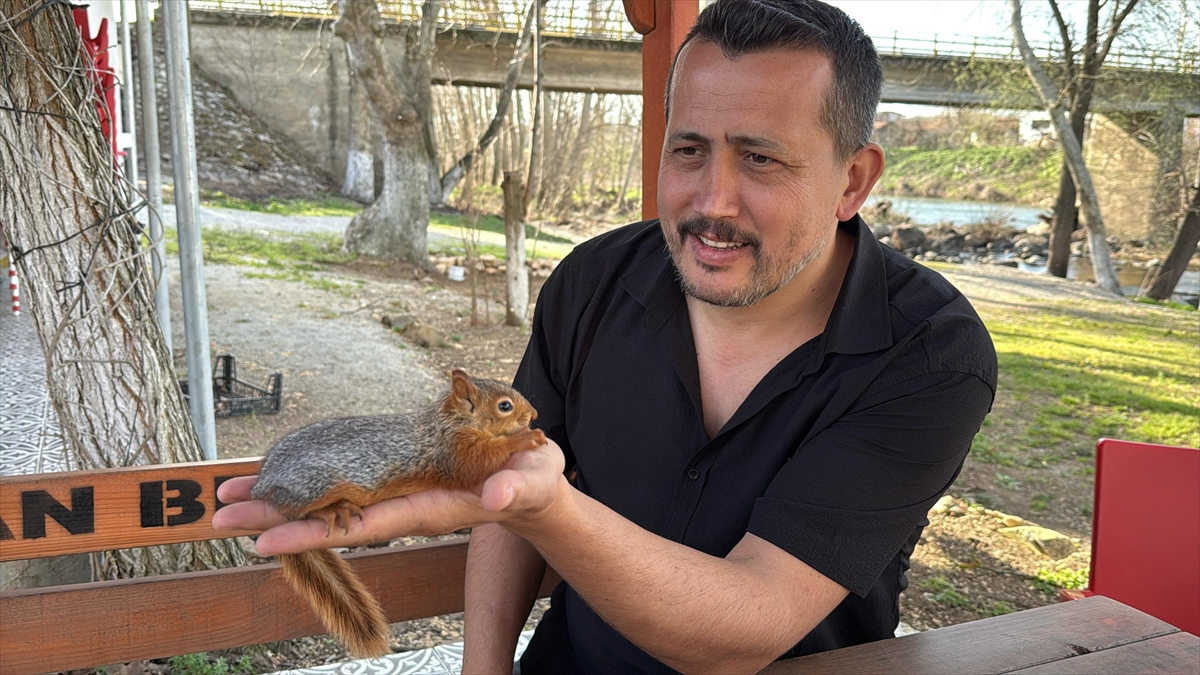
[696,234,747,250]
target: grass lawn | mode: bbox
[200,191,364,217]
[976,297,1198,466]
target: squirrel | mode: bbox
[249,368,547,658]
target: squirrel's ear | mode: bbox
[450,368,477,403]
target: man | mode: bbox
[215,1,996,673]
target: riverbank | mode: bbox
[876,146,1062,207]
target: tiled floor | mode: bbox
[273,631,533,675]
[0,308,69,476]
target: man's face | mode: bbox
[658,41,849,307]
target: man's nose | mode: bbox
[694,158,741,221]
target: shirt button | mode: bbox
[687,468,700,480]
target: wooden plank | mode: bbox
[0,458,262,561]
[763,597,1181,675]
[1009,632,1200,674]
[0,538,563,674]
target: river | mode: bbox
[865,194,1199,304]
[866,194,1049,230]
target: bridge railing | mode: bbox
[877,31,1197,75]
[189,0,1197,74]
[192,0,643,41]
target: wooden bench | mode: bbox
[0,458,558,675]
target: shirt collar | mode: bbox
[620,215,894,356]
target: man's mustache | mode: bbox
[675,216,760,248]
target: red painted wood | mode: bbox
[1091,439,1200,635]
[628,0,697,221]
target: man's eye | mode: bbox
[676,146,700,157]
[747,153,774,165]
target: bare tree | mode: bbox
[0,0,244,578]
[1142,185,1200,301]
[523,0,544,216]
[1010,0,1123,295]
[437,0,545,205]
[336,0,440,267]
[1041,0,1141,278]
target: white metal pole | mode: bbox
[135,0,172,356]
[162,0,217,460]
[118,0,139,187]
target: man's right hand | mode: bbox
[212,438,569,556]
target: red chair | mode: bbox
[1060,439,1200,635]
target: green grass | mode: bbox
[200,191,364,217]
[918,576,971,607]
[877,145,1062,205]
[166,653,253,675]
[970,298,1200,466]
[427,211,575,260]
[1030,567,1090,596]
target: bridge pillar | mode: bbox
[1149,101,1185,244]
[623,0,698,221]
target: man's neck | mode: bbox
[686,226,857,438]
[686,226,856,345]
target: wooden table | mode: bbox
[765,596,1199,674]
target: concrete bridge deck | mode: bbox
[189,0,1198,112]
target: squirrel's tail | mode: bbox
[278,550,391,658]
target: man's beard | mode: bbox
[665,215,826,308]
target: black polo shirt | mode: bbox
[513,215,997,674]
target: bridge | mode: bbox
[190,0,1198,111]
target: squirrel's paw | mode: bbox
[307,500,366,537]
[512,427,548,452]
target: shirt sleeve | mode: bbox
[512,265,576,472]
[746,370,993,598]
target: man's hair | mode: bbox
[665,0,882,161]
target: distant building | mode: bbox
[1017,112,1057,145]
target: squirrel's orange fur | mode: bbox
[252,369,546,658]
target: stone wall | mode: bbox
[1085,114,1158,240]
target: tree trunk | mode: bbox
[1143,188,1200,301]
[503,172,529,326]
[336,0,438,268]
[0,0,244,578]
[1047,106,1088,278]
[1009,0,1122,295]
[524,1,544,216]
[343,46,375,203]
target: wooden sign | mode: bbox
[0,458,262,561]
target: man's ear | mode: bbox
[836,143,885,222]
[450,368,478,405]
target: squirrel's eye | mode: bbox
[498,400,513,413]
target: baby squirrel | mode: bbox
[250,368,547,658]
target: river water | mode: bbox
[865,194,1049,230]
[865,194,1199,303]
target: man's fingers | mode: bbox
[252,490,500,556]
[211,498,288,532]
[216,475,258,503]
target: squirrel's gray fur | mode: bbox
[251,376,521,514]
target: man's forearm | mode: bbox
[505,477,846,675]
[462,522,546,674]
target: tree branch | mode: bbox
[1009,0,1122,295]
[1097,0,1139,67]
[436,0,544,205]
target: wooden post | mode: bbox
[503,172,529,327]
[623,0,698,221]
